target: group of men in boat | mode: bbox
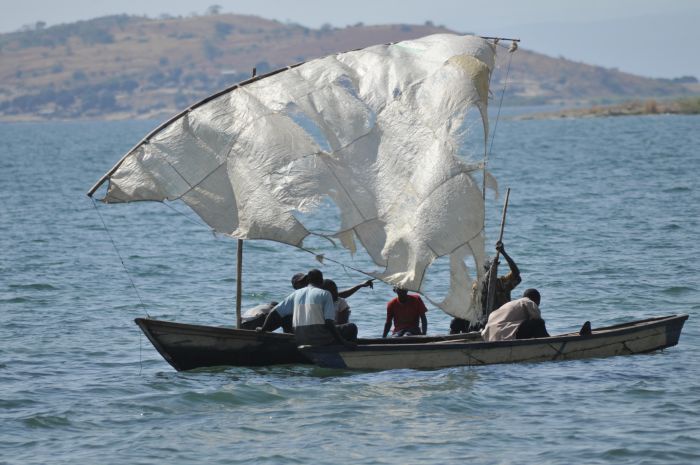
[251,240,576,346]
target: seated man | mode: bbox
[481,288,549,342]
[261,269,349,347]
[257,272,310,333]
[323,279,351,324]
[240,301,278,330]
[262,273,371,332]
[322,279,358,341]
[322,278,373,323]
[290,272,308,290]
[383,287,428,337]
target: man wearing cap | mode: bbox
[257,272,309,333]
[260,269,349,346]
[480,288,549,341]
[291,269,347,346]
[290,272,308,290]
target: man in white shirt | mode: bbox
[271,269,346,346]
[481,288,549,342]
[255,272,310,333]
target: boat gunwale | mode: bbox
[303,314,689,354]
[135,317,295,340]
[133,317,483,344]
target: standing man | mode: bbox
[450,240,521,333]
[383,287,428,337]
[484,241,522,315]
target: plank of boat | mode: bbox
[300,315,688,371]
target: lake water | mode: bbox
[1,114,699,465]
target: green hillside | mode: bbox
[0,13,696,121]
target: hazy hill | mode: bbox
[0,13,696,121]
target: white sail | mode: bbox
[94,34,496,321]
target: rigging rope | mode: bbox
[297,246,381,282]
[488,42,516,158]
[90,197,151,318]
[482,40,515,202]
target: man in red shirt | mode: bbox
[383,287,428,337]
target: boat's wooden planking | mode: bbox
[303,314,688,370]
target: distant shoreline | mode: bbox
[516,97,700,120]
[3,99,700,123]
[2,14,699,124]
[0,110,172,123]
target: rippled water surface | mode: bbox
[1,114,699,465]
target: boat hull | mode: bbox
[135,318,480,371]
[300,314,688,370]
[135,318,307,370]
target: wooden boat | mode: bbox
[89,35,687,373]
[299,314,688,370]
[135,317,481,371]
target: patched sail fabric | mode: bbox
[94,34,496,321]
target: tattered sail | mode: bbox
[91,34,497,322]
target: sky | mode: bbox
[1,0,698,79]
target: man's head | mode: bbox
[393,286,409,302]
[291,273,308,289]
[306,269,324,287]
[482,258,497,279]
[322,279,339,301]
[523,288,541,306]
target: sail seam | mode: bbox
[319,155,368,222]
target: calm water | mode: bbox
[1,114,699,465]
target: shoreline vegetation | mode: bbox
[1,13,699,123]
[517,97,700,120]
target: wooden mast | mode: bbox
[235,67,257,328]
[236,238,243,328]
